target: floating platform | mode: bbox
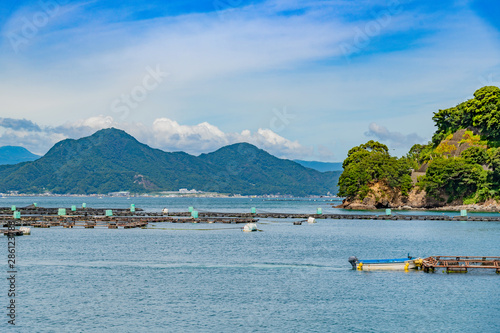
[161,211,500,222]
[422,256,500,273]
[0,207,143,216]
[3,205,500,222]
[23,219,149,229]
[3,206,500,231]
[170,217,257,224]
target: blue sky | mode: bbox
[0,0,499,160]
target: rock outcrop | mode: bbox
[338,181,449,210]
[338,181,500,211]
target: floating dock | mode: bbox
[422,256,500,273]
[162,212,500,221]
[2,206,500,221]
[0,206,262,230]
[2,206,500,231]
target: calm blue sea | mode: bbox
[1,197,499,332]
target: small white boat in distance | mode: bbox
[19,227,31,235]
[307,217,316,224]
[243,223,258,232]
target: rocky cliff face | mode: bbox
[338,180,500,211]
[338,181,443,210]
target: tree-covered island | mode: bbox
[338,86,500,210]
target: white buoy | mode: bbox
[307,217,316,224]
[243,223,258,232]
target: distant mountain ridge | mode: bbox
[294,160,343,172]
[199,144,340,195]
[0,146,40,165]
[0,128,339,196]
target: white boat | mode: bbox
[349,256,422,271]
[243,223,258,232]
[19,227,31,235]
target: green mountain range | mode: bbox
[0,128,340,196]
[0,146,40,165]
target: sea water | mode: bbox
[1,197,499,332]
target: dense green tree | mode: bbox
[460,146,489,165]
[468,86,500,140]
[488,148,500,184]
[431,102,468,145]
[418,158,486,202]
[432,86,500,144]
[338,141,412,199]
[406,143,434,167]
[406,144,426,161]
[342,140,389,169]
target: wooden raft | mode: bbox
[422,256,500,273]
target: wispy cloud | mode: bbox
[0,0,426,123]
[364,122,426,148]
[0,1,499,160]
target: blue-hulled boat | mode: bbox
[348,256,422,271]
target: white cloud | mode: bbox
[0,1,499,161]
[364,122,426,148]
[149,118,229,152]
[0,116,321,160]
[0,128,66,155]
[0,0,417,125]
[234,128,313,158]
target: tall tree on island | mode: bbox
[338,140,412,200]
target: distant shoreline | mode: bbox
[0,194,343,199]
